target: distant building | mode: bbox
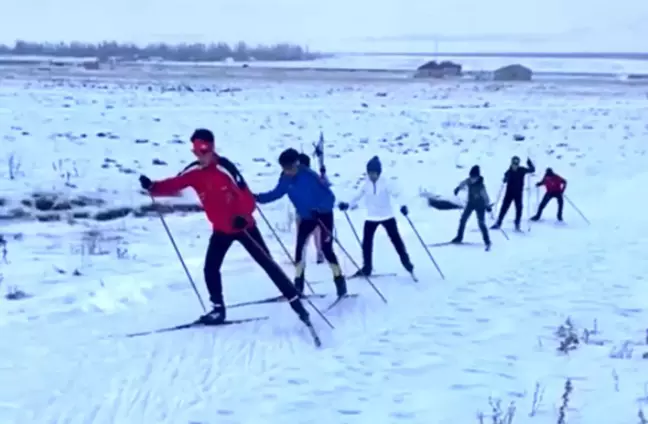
[82,60,100,70]
[493,64,532,81]
[414,60,462,78]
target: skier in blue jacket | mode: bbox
[255,148,347,298]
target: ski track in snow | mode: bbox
[1,75,648,424]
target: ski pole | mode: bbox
[492,184,504,216]
[316,217,388,303]
[489,211,510,240]
[241,229,334,330]
[526,175,532,232]
[402,214,446,280]
[149,195,207,313]
[564,195,590,225]
[342,210,362,249]
[256,206,316,294]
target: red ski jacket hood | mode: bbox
[148,156,256,234]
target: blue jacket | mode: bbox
[256,166,335,219]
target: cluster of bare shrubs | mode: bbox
[475,318,648,423]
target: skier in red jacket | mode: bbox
[530,168,566,222]
[139,129,310,327]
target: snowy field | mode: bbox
[1,75,648,423]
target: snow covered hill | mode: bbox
[1,74,647,424]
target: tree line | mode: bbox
[0,40,323,62]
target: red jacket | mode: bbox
[149,158,256,234]
[538,174,566,194]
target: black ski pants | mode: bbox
[204,225,299,306]
[294,212,341,277]
[456,204,490,244]
[535,192,564,220]
[497,191,523,226]
[361,218,412,273]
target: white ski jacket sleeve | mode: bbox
[348,183,366,209]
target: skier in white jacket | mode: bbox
[338,156,414,278]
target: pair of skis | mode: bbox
[126,272,404,346]
[229,292,359,313]
[125,312,323,347]
[125,292,359,346]
[428,240,491,251]
[349,272,419,282]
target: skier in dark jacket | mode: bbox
[139,129,311,327]
[255,148,348,298]
[451,165,492,250]
[531,168,566,222]
[491,155,535,231]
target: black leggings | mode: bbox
[204,225,299,306]
[497,192,523,225]
[361,218,412,272]
[294,212,340,277]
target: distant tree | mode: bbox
[0,40,323,61]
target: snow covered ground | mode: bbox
[1,75,648,423]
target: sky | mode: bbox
[0,0,646,52]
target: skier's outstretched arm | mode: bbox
[347,183,366,209]
[148,171,195,196]
[525,158,536,174]
[453,178,468,195]
[255,176,288,204]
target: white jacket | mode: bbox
[349,177,399,221]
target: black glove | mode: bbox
[232,215,248,230]
[485,205,493,213]
[338,202,349,211]
[400,205,408,216]
[139,175,153,190]
[453,187,460,196]
[527,158,533,166]
[320,166,326,176]
[535,182,542,187]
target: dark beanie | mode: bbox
[278,148,300,167]
[191,128,215,143]
[469,165,480,177]
[298,153,311,168]
[366,156,382,174]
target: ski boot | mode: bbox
[334,275,348,298]
[199,304,226,325]
[351,268,371,278]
